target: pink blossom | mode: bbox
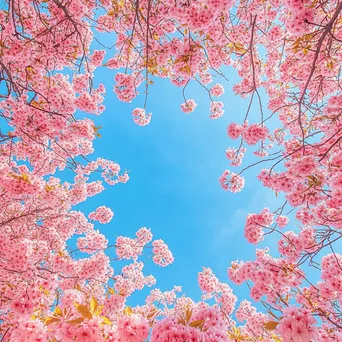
[277,306,318,342]
[227,122,244,139]
[180,99,197,113]
[276,215,289,228]
[219,170,245,192]
[210,84,225,97]
[88,206,114,223]
[210,101,224,119]
[132,108,152,126]
[117,315,149,342]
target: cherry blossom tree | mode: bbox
[1,0,342,341]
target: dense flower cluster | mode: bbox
[114,73,142,103]
[277,306,318,342]
[244,208,274,244]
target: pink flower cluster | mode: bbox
[114,261,156,295]
[227,122,244,139]
[275,215,289,228]
[73,74,91,93]
[244,208,274,244]
[75,88,105,115]
[180,99,197,113]
[92,158,129,185]
[150,303,230,342]
[277,229,307,261]
[210,101,224,119]
[88,205,114,224]
[10,298,34,317]
[210,84,225,97]
[90,50,106,67]
[114,73,141,102]
[132,108,152,126]
[277,306,318,342]
[219,170,245,192]
[116,315,149,342]
[228,248,305,301]
[77,230,108,253]
[321,253,342,295]
[198,267,237,314]
[242,124,269,145]
[199,73,213,84]
[285,0,315,37]
[152,239,174,267]
[225,147,246,166]
[115,227,153,260]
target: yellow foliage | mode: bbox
[54,306,62,317]
[185,308,192,323]
[189,319,204,329]
[44,317,60,326]
[10,173,30,183]
[263,321,279,330]
[45,185,54,192]
[124,306,133,316]
[75,303,92,319]
[101,316,112,325]
[66,317,85,325]
[90,297,98,315]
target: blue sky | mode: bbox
[74,59,287,310]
